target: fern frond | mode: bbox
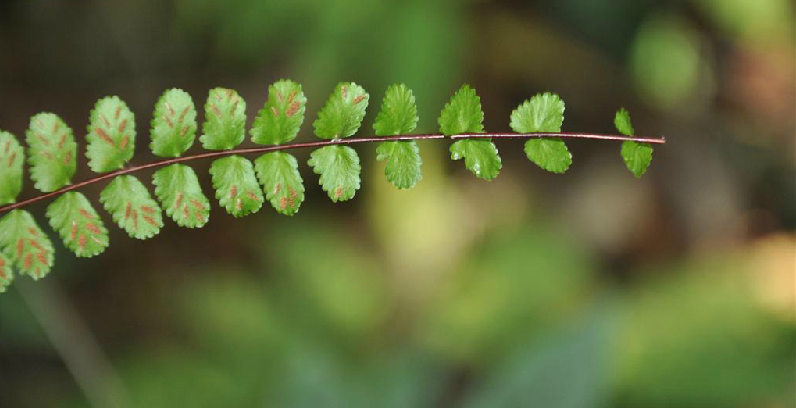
[0,79,666,293]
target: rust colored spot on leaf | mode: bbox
[210,103,222,117]
[235,198,242,212]
[114,106,121,120]
[7,151,17,167]
[85,222,101,234]
[16,239,24,258]
[286,102,300,117]
[28,228,38,237]
[180,126,190,137]
[225,89,233,100]
[63,151,72,166]
[143,215,158,227]
[36,133,50,146]
[246,191,258,201]
[183,204,190,219]
[288,187,297,198]
[163,115,174,129]
[58,133,67,149]
[165,102,175,116]
[335,187,343,198]
[101,115,111,128]
[24,253,33,270]
[229,100,239,114]
[120,135,129,150]
[71,223,78,241]
[140,205,155,214]
[178,106,190,122]
[274,182,282,194]
[53,120,61,134]
[95,128,114,146]
[190,199,204,210]
[287,90,297,105]
[342,85,348,100]
[118,119,128,133]
[353,95,366,105]
[79,209,94,220]
[4,141,10,154]
[78,234,87,251]
[131,210,138,230]
[229,185,238,200]
[125,202,132,219]
[35,252,47,266]
[42,151,54,161]
[174,192,184,209]
[275,91,284,103]
[29,239,44,251]
[279,197,287,210]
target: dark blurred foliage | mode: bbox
[0,1,793,407]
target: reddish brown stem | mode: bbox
[0,132,665,215]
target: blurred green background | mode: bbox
[0,0,794,407]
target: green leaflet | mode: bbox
[308,145,361,202]
[201,88,246,150]
[26,113,76,192]
[511,93,572,174]
[614,107,635,136]
[620,141,653,178]
[254,152,305,216]
[376,142,422,189]
[615,108,653,178]
[440,85,501,180]
[152,164,210,228]
[449,140,502,180]
[373,84,422,189]
[439,84,485,135]
[209,156,263,217]
[100,175,163,239]
[86,96,136,173]
[150,88,198,157]
[47,192,108,257]
[373,83,419,136]
[0,210,54,279]
[313,82,369,139]
[523,139,571,174]
[251,80,307,145]
[0,252,12,293]
[0,130,23,205]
